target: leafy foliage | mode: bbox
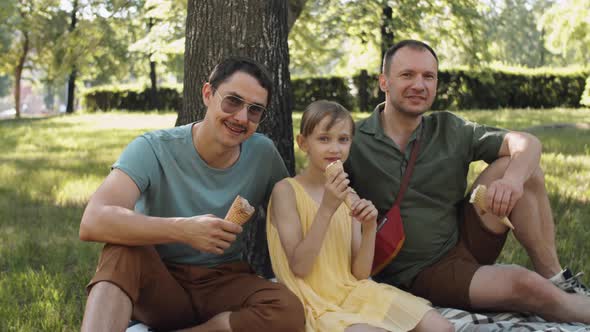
[540,0,590,65]
[481,0,553,67]
[127,0,186,75]
[289,0,494,76]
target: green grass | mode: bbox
[1,108,589,330]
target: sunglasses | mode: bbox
[215,91,267,124]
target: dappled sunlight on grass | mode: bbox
[454,108,590,131]
[0,267,86,331]
[0,112,174,330]
[59,112,177,130]
[54,176,104,207]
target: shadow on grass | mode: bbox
[0,186,102,331]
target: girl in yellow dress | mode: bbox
[266,101,454,332]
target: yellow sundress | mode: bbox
[267,178,432,332]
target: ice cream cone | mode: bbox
[225,195,255,226]
[469,184,515,230]
[325,160,359,209]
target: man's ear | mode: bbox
[378,73,388,93]
[202,82,213,107]
[296,134,308,153]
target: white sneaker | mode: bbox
[126,322,152,332]
[550,268,590,296]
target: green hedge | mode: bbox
[291,77,355,111]
[82,84,182,112]
[353,68,588,111]
[434,68,588,110]
[82,68,589,112]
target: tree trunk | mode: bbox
[148,17,158,110]
[66,69,76,113]
[149,60,157,109]
[14,32,29,119]
[66,0,78,114]
[380,4,394,70]
[179,0,294,173]
[180,0,294,277]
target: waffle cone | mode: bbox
[469,185,515,230]
[225,195,255,226]
[325,160,343,178]
[325,160,359,209]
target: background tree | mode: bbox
[58,0,146,102]
[129,0,186,109]
[482,0,554,67]
[65,0,78,114]
[0,0,61,118]
[539,0,590,65]
[288,0,492,77]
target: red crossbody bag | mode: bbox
[371,133,422,276]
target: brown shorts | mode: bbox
[86,244,304,332]
[409,200,508,309]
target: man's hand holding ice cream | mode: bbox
[175,196,253,255]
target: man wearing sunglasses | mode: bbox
[79,57,304,332]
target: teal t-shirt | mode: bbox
[113,123,289,267]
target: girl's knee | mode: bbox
[413,310,453,332]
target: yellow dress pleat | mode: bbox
[267,178,432,332]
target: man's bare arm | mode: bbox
[487,131,542,216]
[79,169,242,254]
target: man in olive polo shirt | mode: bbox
[345,39,590,323]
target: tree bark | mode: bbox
[14,32,29,119]
[179,0,294,174]
[180,0,294,276]
[66,0,78,114]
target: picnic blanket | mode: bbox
[126,308,590,332]
[438,307,590,332]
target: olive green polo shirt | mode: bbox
[344,104,507,288]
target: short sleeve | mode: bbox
[112,136,159,193]
[469,121,507,164]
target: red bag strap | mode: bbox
[376,121,424,231]
[392,132,421,206]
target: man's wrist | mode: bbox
[502,172,526,187]
[169,217,188,243]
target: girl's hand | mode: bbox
[322,167,351,213]
[351,199,378,230]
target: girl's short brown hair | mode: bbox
[300,100,355,137]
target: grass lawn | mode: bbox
[1,108,589,331]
